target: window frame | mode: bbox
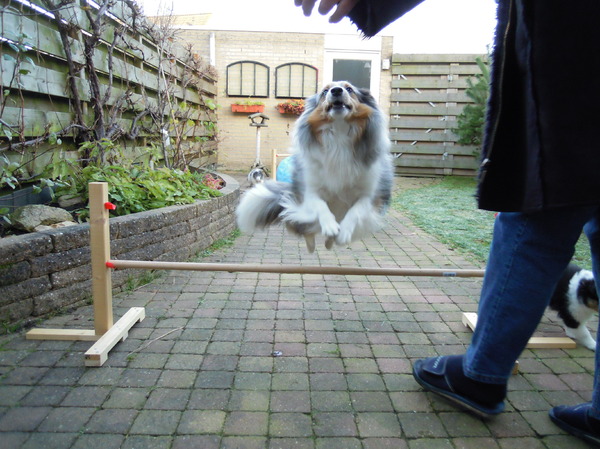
[226,60,270,98]
[275,62,318,99]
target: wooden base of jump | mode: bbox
[462,312,577,375]
[462,313,577,349]
[26,182,146,367]
[26,328,99,341]
[84,307,145,366]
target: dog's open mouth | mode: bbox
[327,100,350,111]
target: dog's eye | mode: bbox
[321,89,329,96]
[345,86,354,94]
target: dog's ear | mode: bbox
[579,278,599,301]
[295,93,323,147]
[303,93,319,114]
[357,88,378,109]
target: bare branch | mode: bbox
[41,0,90,142]
[0,124,87,153]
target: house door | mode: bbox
[324,49,381,99]
[332,59,372,90]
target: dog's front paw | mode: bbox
[319,216,340,237]
[335,227,353,246]
[566,327,597,351]
[581,337,597,351]
[579,337,597,351]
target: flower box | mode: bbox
[231,104,265,113]
[276,99,305,116]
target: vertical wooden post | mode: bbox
[271,149,277,181]
[28,181,145,365]
[89,182,113,335]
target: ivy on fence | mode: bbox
[0,0,218,194]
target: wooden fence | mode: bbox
[0,0,217,179]
[390,54,486,177]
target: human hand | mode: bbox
[294,0,360,23]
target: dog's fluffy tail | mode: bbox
[236,181,292,233]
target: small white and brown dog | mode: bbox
[236,81,393,252]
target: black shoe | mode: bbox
[549,403,600,447]
[412,355,506,419]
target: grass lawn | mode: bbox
[392,176,592,269]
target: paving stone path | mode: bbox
[0,176,595,449]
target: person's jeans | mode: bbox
[463,206,600,416]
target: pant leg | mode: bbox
[585,210,600,418]
[464,207,596,384]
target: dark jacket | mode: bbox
[349,0,600,213]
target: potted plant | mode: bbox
[231,100,265,113]
[276,99,305,115]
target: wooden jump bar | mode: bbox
[107,259,486,278]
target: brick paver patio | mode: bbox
[0,176,595,449]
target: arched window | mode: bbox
[226,61,269,97]
[275,63,318,99]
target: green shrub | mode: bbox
[79,166,221,218]
[453,57,490,152]
[38,139,221,221]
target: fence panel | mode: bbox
[390,54,486,177]
[0,0,218,177]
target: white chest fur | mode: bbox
[302,121,377,202]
